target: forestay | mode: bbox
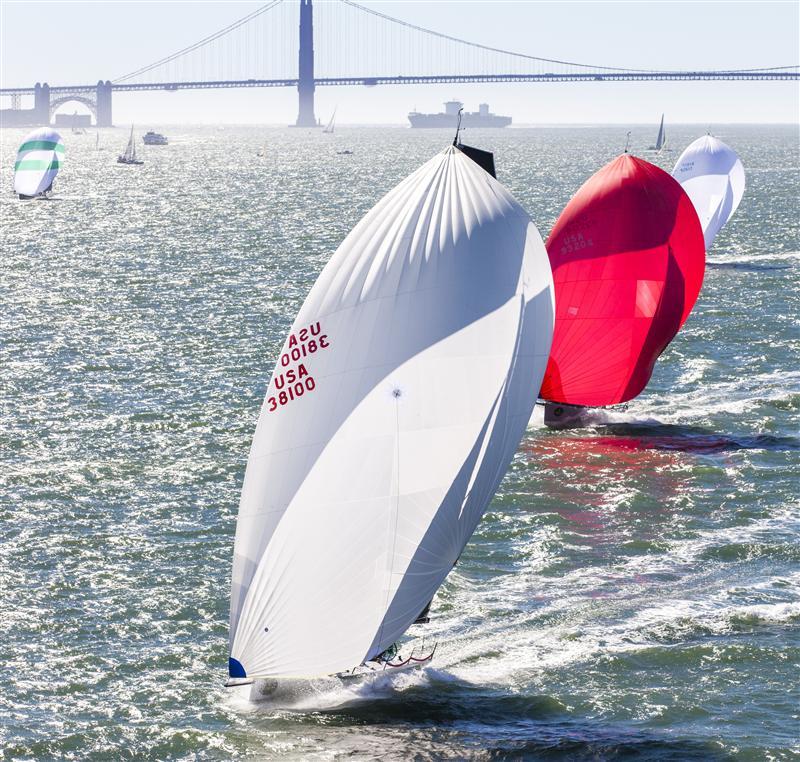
[672,135,745,250]
[14,127,64,198]
[229,146,554,679]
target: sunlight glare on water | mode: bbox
[1,124,798,760]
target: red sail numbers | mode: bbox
[540,154,705,407]
[268,321,331,412]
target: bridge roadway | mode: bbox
[2,69,798,96]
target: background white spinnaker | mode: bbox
[14,127,64,198]
[229,146,554,679]
[672,135,745,250]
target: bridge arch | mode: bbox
[50,93,97,122]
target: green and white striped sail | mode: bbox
[14,128,64,198]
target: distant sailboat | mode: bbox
[672,134,746,250]
[322,107,337,134]
[649,113,667,152]
[14,127,64,200]
[117,125,143,165]
[538,153,705,427]
[95,131,100,150]
[227,145,555,684]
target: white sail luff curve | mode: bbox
[13,127,64,198]
[672,135,745,249]
[229,147,554,679]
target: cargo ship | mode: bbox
[408,101,511,129]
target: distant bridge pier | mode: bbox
[295,0,317,127]
[34,82,50,124]
[96,80,113,127]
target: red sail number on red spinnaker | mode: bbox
[540,154,705,407]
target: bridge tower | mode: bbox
[96,80,113,127]
[34,82,50,125]
[295,0,317,127]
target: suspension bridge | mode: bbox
[1,0,797,127]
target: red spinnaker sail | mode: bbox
[540,154,705,407]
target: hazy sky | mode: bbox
[1,1,798,125]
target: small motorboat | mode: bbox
[142,130,168,146]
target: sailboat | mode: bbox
[649,113,667,152]
[14,127,64,200]
[672,134,745,250]
[538,153,704,428]
[227,144,555,685]
[95,131,100,150]
[117,125,143,165]
[322,107,337,134]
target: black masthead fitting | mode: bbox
[453,108,464,147]
[624,131,631,153]
[453,107,496,178]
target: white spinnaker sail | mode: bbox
[229,146,554,679]
[14,128,64,197]
[672,135,745,250]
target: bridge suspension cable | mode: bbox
[339,0,658,74]
[114,0,286,83]
[109,0,799,88]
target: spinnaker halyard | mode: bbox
[229,146,555,681]
[14,128,64,199]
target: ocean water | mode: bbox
[1,124,798,761]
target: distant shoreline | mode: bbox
[2,122,794,128]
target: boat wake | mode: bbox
[224,661,438,713]
[707,261,792,272]
[706,249,799,268]
[585,423,799,453]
